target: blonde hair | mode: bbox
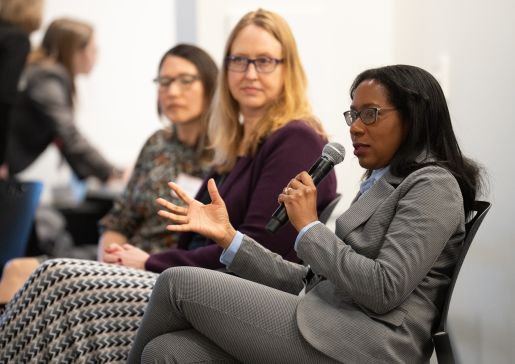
[0,0,43,33]
[29,18,94,98]
[209,8,326,172]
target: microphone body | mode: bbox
[265,143,345,233]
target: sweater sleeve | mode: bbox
[145,121,337,273]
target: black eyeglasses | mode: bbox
[343,107,397,126]
[153,74,200,90]
[225,56,283,73]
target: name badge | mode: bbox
[174,173,203,198]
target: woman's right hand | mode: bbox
[156,178,236,249]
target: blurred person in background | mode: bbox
[97,43,218,261]
[5,17,123,182]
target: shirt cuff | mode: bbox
[293,220,321,251]
[294,221,321,251]
[219,231,244,267]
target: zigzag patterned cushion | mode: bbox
[0,259,157,363]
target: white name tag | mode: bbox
[174,173,203,198]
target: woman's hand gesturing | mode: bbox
[156,178,236,249]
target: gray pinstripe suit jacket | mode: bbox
[229,165,465,363]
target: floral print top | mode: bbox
[99,128,209,253]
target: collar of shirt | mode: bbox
[359,166,390,196]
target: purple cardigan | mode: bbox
[145,120,337,272]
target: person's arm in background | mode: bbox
[28,71,120,182]
[145,121,337,272]
[0,30,30,176]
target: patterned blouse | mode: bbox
[99,128,209,253]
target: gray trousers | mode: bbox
[128,267,338,364]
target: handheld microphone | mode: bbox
[265,142,345,233]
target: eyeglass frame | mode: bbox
[343,106,397,126]
[225,55,284,74]
[153,74,200,90]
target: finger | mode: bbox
[289,178,303,190]
[278,192,284,203]
[297,171,314,186]
[207,178,223,205]
[278,193,294,204]
[103,253,120,264]
[165,224,193,232]
[158,209,190,224]
[156,197,188,215]
[167,181,194,204]
[105,243,122,253]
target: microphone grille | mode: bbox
[322,142,345,165]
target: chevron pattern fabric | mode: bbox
[0,259,158,363]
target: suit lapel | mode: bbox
[336,172,403,236]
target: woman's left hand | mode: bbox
[156,178,236,249]
[278,171,319,231]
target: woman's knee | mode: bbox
[141,334,174,364]
[2,257,40,281]
[157,266,204,288]
[154,267,214,304]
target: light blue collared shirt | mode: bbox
[358,166,389,197]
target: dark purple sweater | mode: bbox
[145,120,337,272]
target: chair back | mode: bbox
[0,180,43,274]
[319,193,342,224]
[433,200,491,364]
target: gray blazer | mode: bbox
[228,165,465,363]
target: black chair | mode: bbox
[319,193,342,224]
[0,180,43,277]
[432,200,491,364]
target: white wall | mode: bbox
[19,0,176,202]
[393,1,515,362]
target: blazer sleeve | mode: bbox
[296,166,464,314]
[145,121,337,273]
[28,74,114,181]
[228,234,307,294]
